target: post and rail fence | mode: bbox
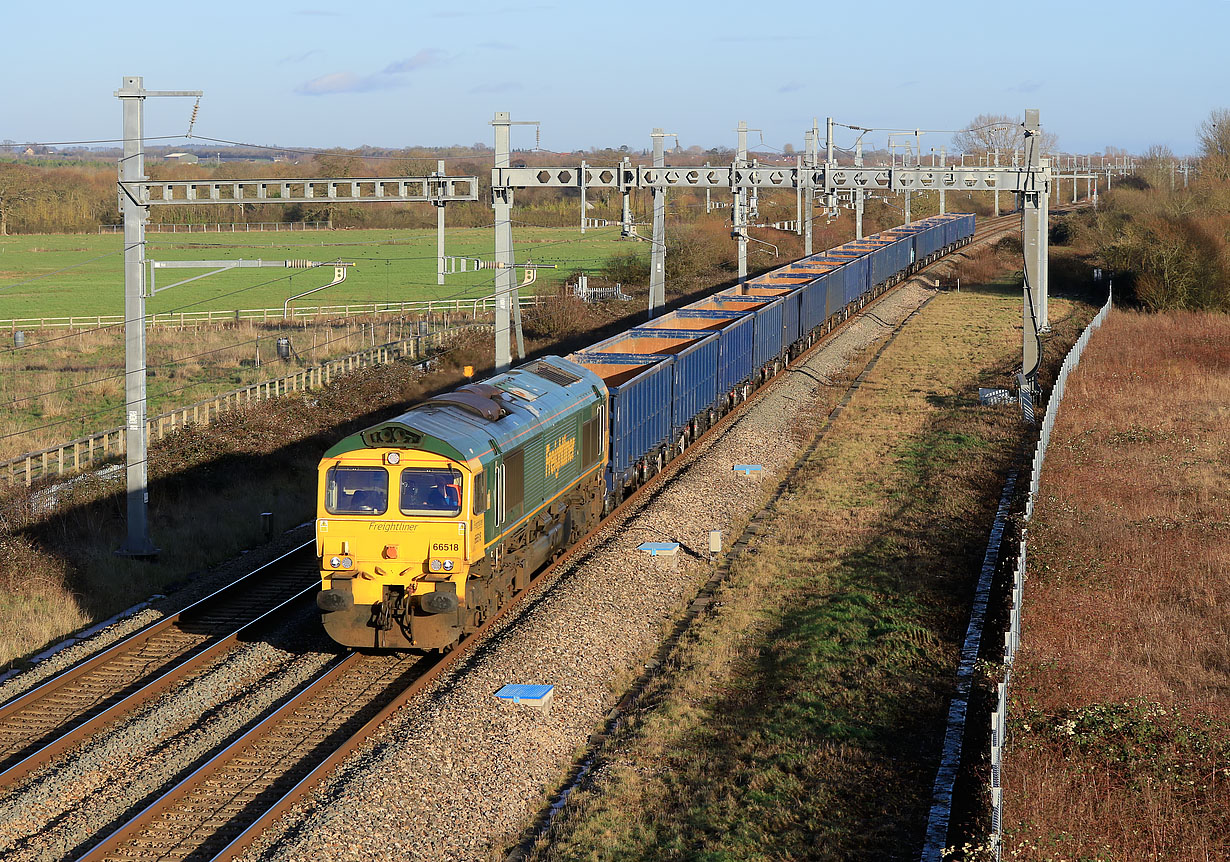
[0,294,544,333]
[0,321,493,488]
[987,289,1112,859]
[98,220,332,234]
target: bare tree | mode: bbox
[0,163,41,236]
[1198,108,1230,181]
[951,112,1059,159]
[1139,144,1176,190]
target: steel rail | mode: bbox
[0,583,318,790]
[204,222,1012,861]
[0,541,316,776]
[76,650,435,862]
[69,218,1025,862]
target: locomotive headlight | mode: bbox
[442,559,454,572]
[385,452,401,465]
[429,558,443,573]
[341,557,353,569]
[329,556,341,569]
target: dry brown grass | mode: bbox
[0,269,765,671]
[1005,309,1230,860]
[0,315,441,462]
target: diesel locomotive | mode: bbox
[316,214,975,650]
[315,356,607,650]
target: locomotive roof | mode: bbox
[324,355,604,463]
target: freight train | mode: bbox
[315,213,975,649]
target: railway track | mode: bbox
[78,650,432,862]
[4,214,1035,861]
[70,222,1010,862]
[0,543,318,789]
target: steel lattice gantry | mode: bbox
[492,162,1049,194]
[121,176,478,206]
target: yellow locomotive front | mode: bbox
[316,444,484,650]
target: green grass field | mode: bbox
[0,226,643,321]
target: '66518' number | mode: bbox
[431,542,460,552]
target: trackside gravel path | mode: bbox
[239,281,938,862]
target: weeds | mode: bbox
[1006,309,1230,859]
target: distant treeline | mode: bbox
[0,142,898,236]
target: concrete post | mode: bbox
[436,160,446,286]
[116,76,157,557]
[826,116,836,220]
[649,129,667,317]
[795,154,803,236]
[994,150,1000,217]
[939,146,946,214]
[855,136,864,240]
[1040,162,1050,330]
[492,111,515,373]
[621,157,632,236]
[1020,109,1045,418]
[580,159,587,234]
[804,127,816,256]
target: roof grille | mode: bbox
[527,360,581,386]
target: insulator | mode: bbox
[286,260,314,269]
[186,99,200,138]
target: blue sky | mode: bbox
[3,0,1225,157]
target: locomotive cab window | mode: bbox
[400,467,464,517]
[325,466,389,515]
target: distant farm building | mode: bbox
[165,152,199,164]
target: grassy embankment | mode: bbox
[0,216,818,671]
[1002,311,1230,860]
[526,240,1099,860]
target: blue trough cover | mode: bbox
[636,542,680,556]
[733,464,763,475]
[495,684,554,705]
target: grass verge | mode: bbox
[524,258,1096,860]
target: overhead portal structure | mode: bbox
[489,108,1052,411]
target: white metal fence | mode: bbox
[989,289,1113,858]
